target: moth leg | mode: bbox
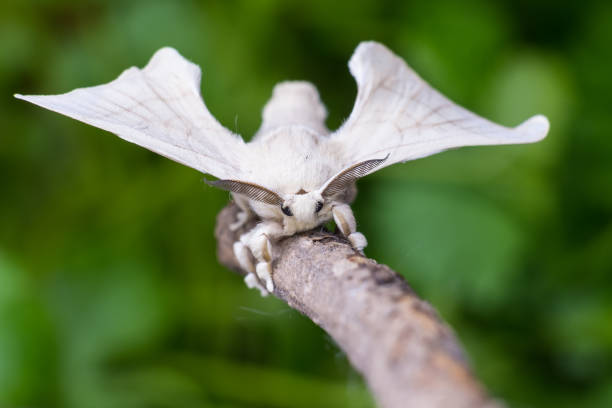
[230,212,250,232]
[230,195,254,231]
[332,204,367,252]
[233,241,268,297]
[241,221,284,294]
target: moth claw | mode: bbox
[348,232,367,252]
[244,273,269,297]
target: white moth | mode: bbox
[15,42,549,296]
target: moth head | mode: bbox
[205,179,328,224]
[205,155,387,227]
[281,190,327,224]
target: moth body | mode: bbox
[16,42,549,297]
[227,82,356,245]
[245,125,336,195]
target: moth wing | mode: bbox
[330,42,549,171]
[16,47,249,180]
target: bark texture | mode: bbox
[216,203,503,408]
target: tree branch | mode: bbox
[215,203,503,408]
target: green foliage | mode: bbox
[1,0,611,407]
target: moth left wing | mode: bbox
[329,42,549,172]
[16,47,249,180]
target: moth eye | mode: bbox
[315,201,324,213]
[281,205,293,216]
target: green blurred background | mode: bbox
[1,0,611,407]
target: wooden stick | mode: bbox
[215,203,503,408]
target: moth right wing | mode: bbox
[16,47,249,180]
[329,42,549,172]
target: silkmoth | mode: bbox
[15,42,549,296]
